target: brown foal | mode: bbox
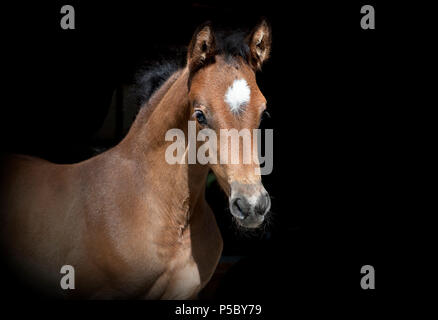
[0,20,272,299]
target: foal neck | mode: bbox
[119,67,209,226]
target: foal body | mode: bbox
[1,68,222,299]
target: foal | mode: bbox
[0,21,272,299]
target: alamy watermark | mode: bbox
[165,121,273,175]
[360,265,375,290]
[60,265,75,290]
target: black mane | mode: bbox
[215,30,250,63]
[131,28,250,109]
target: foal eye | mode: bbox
[194,110,207,126]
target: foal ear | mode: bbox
[187,22,216,73]
[247,19,272,70]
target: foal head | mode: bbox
[186,21,272,229]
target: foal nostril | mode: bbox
[255,193,271,216]
[231,197,250,219]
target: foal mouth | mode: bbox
[230,208,265,229]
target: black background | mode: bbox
[0,0,429,317]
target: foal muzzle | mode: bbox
[229,182,271,228]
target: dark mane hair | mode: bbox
[215,30,250,63]
[131,27,250,109]
[131,57,185,108]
